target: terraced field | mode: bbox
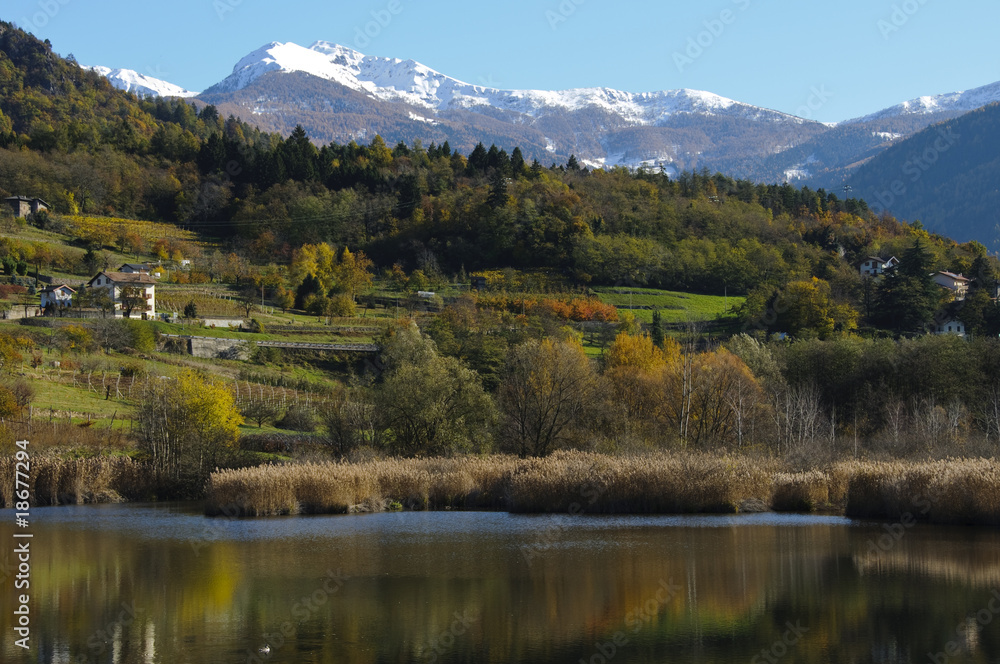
[592,287,744,323]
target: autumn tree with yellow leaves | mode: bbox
[135,370,243,484]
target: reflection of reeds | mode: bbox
[205,452,778,517]
[0,455,153,506]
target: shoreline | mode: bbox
[5,452,1000,527]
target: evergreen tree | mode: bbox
[875,239,942,333]
[468,142,489,174]
[510,146,526,178]
[650,309,666,348]
[487,170,510,209]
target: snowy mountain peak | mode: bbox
[204,40,804,129]
[85,66,198,98]
[848,80,1000,124]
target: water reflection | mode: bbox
[1,507,999,663]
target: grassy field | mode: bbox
[592,287,744,324]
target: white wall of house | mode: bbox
[90,277,156,318]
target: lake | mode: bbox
[2,505,1000,663]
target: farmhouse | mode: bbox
[118,263,151,274]
[4,196,50,218]
[87,271,156,318]
[933,271,970,301]
[859,256,898,278]
[931,318,967,337]
[39,284,75,313]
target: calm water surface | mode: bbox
[1,504,1000,663]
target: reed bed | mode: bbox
[844,458,1000,525]
[0,455,154,507]
[205,451,779,517]
[771,471,831,512]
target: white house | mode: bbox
[39,284,75,313]
[860,256,899,278]
[933,271,970,301]
[87,271,156,318]
[931,318,966,337]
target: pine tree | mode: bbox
[468,142,489,174]
[650,309,666,348]
[487,170,510,209]
[875,239,942,333]
[510,146,526,178]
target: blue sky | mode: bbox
[8,0,998,123]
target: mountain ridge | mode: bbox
[89,40,1000,185]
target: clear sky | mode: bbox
[7,0,999,123]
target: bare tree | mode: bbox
[497,339,597,457]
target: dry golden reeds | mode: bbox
[771,471,830,512]
[205,451,779,517]
[0,455,152,507]
[844,458,1000,525]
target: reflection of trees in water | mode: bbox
[6,517,1000,663]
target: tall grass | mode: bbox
[0,455,154,507]
[205,453,1000,524]
[844,458,1000,526]
[205,451,777,517]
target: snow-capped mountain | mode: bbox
[86,66,199,98]
[206,40,803,128]
[87,40,1000,186]
[846,80,1000,124]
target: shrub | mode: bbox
[327,294,356,318]
[277,404,317,432]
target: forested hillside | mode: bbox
[0,21,996,340]
[847,103,1000,243]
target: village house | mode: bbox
[87,271,156,318]
[39,284,75,313]
[931,318,967,337]
[859,256,899,278]
[120,262,165,278]
[4,196,50,218]
[933,271,970,301]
